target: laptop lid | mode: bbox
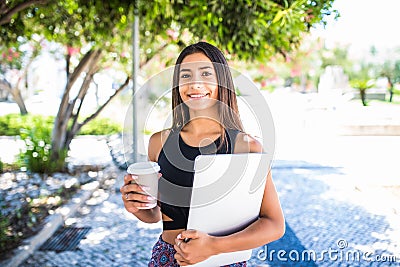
[186,153,271,266]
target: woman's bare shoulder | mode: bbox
[234,132,263,153]
[148,129,171,161]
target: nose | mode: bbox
[190,81,203,89]
[190,73,204,89]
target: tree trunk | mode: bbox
[0,79,28,115]
[10,88,28,115]
[388,78,393,102]
[50,50,100,162]
[360,89,367,106]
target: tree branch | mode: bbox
[67,50,97,91]
[69,53,102,135]
[56,49,98,126]
[75,76,130,134]
[0,79,12,93]
[0,0,49,26]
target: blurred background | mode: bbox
[0,0,399,266]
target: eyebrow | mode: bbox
[180,66,213,72]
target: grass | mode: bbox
[366,96,400,106]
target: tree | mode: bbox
[1,0,338,170]
[349,62,375,106]
[0,46,28,115]
[0,38,43,115]
[380,60,400,102]
[0,0,51,115]
[349,79,375,106]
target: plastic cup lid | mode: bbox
[127,161,160,175]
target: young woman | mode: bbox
[120,42,285,266]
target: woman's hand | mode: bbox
[120,173,158,213]
[173,230,219,265]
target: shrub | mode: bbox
[0,158,3,173]
[18,116,55,173]
[0,114,54,136]
[0,114,121,136]
[79,117,122,135]
[1,114,121,173]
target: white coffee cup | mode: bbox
[127,161,160,209]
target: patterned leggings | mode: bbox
[148,235,247,267]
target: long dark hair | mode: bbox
[171,42,244,143]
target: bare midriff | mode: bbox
[161,213,183,245]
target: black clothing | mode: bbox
[158,128,240,230]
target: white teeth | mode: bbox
[189,94,206,98]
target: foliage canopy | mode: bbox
[1,0,338,61]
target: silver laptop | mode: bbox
[186,153,271,266]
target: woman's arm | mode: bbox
[213,170,284,252]
[174,134,285,265]
[120,131,165,223]
[212,134,285,252]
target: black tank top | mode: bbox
[157,128,240,230]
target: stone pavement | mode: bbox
[16,134,400,267]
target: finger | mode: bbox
[126,192,156,203]
[123,174,139,185]
[174,238,189,255]
[119,184,131,195]
[158,172,162,179]
[175,257,187,266]
[181,229,199,240]
[176,259,188,266]
[174,249,189,264]
[122,194,155,210]
[175,235,183,243]
[123,183,150,194]
[175,235,186,249]
[123,174,133,185]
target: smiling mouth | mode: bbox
[188,93,209,99]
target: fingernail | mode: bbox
[147,196,155,200]
[131,175,138,179]
[177,233,182,239]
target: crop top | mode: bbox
[157,128,240,230]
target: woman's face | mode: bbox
[178,52,219,111]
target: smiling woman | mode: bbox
[120,42,285,266]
